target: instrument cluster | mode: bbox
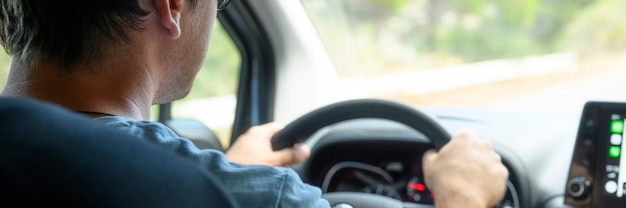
[322,160,518,207]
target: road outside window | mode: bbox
[302,0,626,113]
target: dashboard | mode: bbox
[307,137,436,204]
[310,140,520,207]
[295,108,582,208]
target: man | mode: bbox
[0,0,508,207]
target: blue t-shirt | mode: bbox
[95,116,330,208]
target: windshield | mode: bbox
[301,0,626,113]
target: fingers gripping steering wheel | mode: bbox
[271,99,451,208]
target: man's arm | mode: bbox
[423,130,509,208]
[226,123,508,207]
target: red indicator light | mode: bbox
[408,181,426,192]
[431,193,435,199]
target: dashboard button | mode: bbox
[605,180,618,194]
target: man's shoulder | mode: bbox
[93,115,228,164]
[94,116,178,141]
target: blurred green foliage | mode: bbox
[304,0,621,75]
[184,23,241,100]
[400,0,595,61]
[438,0,597,61]
[560,0,626,54]
[371,0,409,13]
[0,52,10,90]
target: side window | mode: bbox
[0,52,10,88]
[169,22,241,148]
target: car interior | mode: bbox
[2,0,626,208]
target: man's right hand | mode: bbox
[226,122,310,167]
[422,130,509,208]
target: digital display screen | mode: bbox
[601,114,626,199]
[565,102,626,207]
[589,106,626,207]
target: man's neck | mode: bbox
[1,58,156,120]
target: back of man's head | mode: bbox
[0,0,196,70]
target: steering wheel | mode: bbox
[271,99,451,208]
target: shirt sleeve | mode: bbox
[277,169,332,207]
[96,116,331,208]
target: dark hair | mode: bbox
[0,0,196,69]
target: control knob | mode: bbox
[567,176,591,199]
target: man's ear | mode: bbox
[154,0,183,39]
